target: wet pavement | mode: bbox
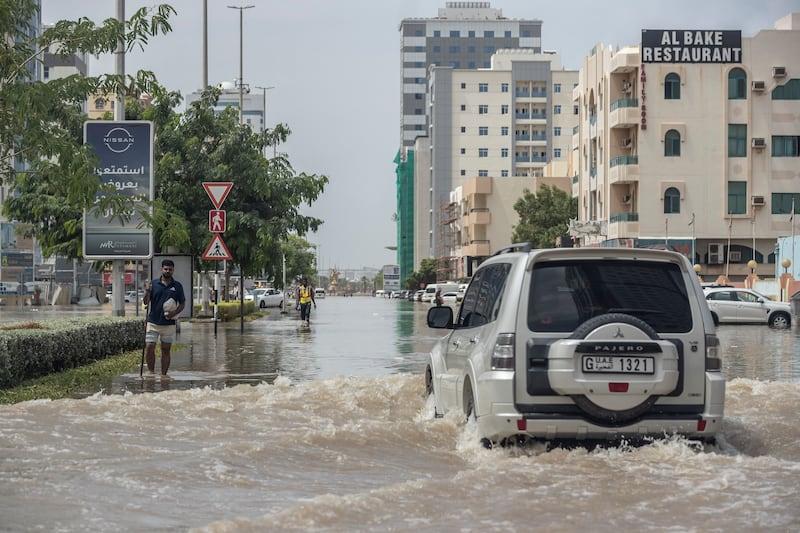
[0,296,445,396]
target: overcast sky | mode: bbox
[42,1,799,272]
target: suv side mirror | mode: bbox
[427,306,453,329]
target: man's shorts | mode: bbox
[145,322,177,344]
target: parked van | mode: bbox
[314,287,326,299]
[422,282,459,303]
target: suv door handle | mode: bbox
[469,336,479,344]
[452,339,461,348]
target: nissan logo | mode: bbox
[103,127,135,153]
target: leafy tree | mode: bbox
[281,234,317,286]
[2,2,176,258]
[511,184,578,249]
[405,258,437,290]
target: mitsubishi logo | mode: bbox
[613,327,625,338]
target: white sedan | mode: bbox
[255,288,284,309]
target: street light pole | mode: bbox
[254,85,275,156]
[228,5,254,125]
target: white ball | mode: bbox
[163,298,178,315]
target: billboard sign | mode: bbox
[641,30,742,63]
[83,121,154,259]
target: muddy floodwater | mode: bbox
[1,297,799,532]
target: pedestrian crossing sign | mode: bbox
[202,233,233,260]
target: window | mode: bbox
[501,83,509,93]
[457,263,511,328]
[772,79,800,100]
[665,129,681,156]
[460,169,466,176]
[449,46,460,54]
[554,126,561,136]
[460,126,466,133]
[434,30,441,37]
[433,45,440,53]
[468,45,476,52]
[553,105,561,115]
[460,104,466,111]
[479,126,488,136]
[501,127,509,136]
[501,104,508,114]
[479,83,488,93]
[479,170,488,177]
[460,82,466,89]
[771,192,800,214]
[484,31,494,38]
[554,148,562,158]
[665,73,681,99]
[505,31,511,38]
[484,46,494,54]
[479,148,488,157]
[460,148,466,154]
[573,105,579,115]
[479,105,488,114]
[554,83,561,93]
[664,187,681,213]
[727,181,747,214]
[772,136,800,157]
[450,30,460,37]
[468,31,475,37]
[728,124,747,157]
[414,108,423,115]
[501,148,509,157]
[501,170,509,177]
[94,98,106,109]
[43,66,49,79]
[728,68,747,100]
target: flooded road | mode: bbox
[1,297,799,532]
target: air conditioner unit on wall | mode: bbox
[752,80,766,91]
[773,66,787,78]
[708,243,724,265]
[751,195,765,206]
[751,138,766,149]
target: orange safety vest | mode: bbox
[299,286,312,304]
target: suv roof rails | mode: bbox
[492,242,532,256]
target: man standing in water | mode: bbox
[143,259,186,375]
[297,277,317,326]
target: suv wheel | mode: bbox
[769,312,790,329]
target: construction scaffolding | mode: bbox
[436,200,459,281]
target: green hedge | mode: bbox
[193,300,255,321]
[0,317,145,388]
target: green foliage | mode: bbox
[281,234,317,285]
[1,1,176,260]
[0,317,145,387]
[511,184,578,249]
[405,258,438,290]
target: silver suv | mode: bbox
[425,245,725,447]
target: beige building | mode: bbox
[571,13,800,281]
[422,50,578,278]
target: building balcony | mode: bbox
[462,208,491,227]
[609,98,640,128]
[608,155,639,184]
[610,50,640,73]
[607,212,640,239]
[461,240,491,257]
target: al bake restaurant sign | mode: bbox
[641,30,742,63]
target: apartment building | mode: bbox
[185,81,267,134]
[396,2,542,286]
[424,50,578,277]
[571,13,800,282]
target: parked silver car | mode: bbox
[255,288,284,309]
[704,287,791,328]
[425,245,725,447]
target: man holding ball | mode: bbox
[143,259,186,375]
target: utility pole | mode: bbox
[228,5,254,124]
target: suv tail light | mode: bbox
[705,333,722,371]
[491,333,515,370]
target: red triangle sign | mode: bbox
[202,234,233,260]
[203,182,233,209]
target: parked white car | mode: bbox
[254,288,284,308]
[704,287,791,328]
[424,245,724,447]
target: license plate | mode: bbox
[582,355,654,374]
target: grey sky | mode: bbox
[42,1,799,272]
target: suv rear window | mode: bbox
[527,260,692,333]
